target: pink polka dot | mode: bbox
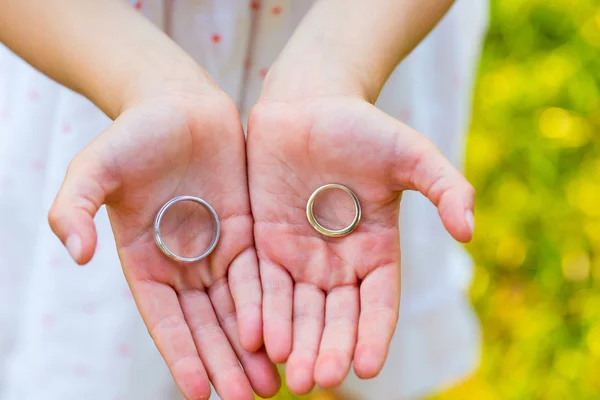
[250,1,260,11]
[35,375,48,388]
[42,315,54,329]
[134,0,143,10]
[0,108,10,121]
[62,123,72,134]
[452,73,462,88]
[28,90,39,102]
[258,68,269,79]
[1,176,12,188]
[398,109,412,121]
[123,288,133,300]
[211,33,222,44]
[31,159,44,172]
[271,6,282,15]
[82,303,96,315]
[74,364,88,377]
[50,255,62,269]
[118,344,132,357]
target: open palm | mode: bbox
[48,93,279,400]
[247,97,474,395]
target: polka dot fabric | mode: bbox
[0,1,488,399]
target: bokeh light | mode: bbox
[434,0,600,398]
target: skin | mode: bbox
[0,1,279,399]
[248,0,473,395]
[49,91,280,400]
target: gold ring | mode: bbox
[306,184,361,237]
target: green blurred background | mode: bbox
[269,0,600,398]
[435,0,600,398]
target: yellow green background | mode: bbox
[269,0,600,398]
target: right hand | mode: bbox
[48,81,280,400]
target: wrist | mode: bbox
[63,0,221,119]
[258,0,455,105]
[257,2,393,105]
[259,42,383,104]
[118,58,220,115]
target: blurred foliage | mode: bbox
[268,0,600,399]
[433,0,600,399]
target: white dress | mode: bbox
[0,1,488,399]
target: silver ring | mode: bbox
[153,196,221,262]
[306,184,361,237]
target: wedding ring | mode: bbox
[154,196,221,262]
[306,184,361,237]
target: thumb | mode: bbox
[394,127,475,243]
[48,151,117,265]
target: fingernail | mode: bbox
[66,235,82,262]
[465,210,475,235]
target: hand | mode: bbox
[247,95,474,395]
[48,85,280,400]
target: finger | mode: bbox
[394,127,475,242]
[354,263,400,379]
[48,151,118,265]
[228,247,263,352]
[210,278,281,398]
[179,288,254,400]
[315,285,359,388]
[260,259,293,363]
[133,280,211,400]
[285,283,325,395]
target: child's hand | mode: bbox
[246,0,465,393]
[247,95,474,395]
[48,87,279,400]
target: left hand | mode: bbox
[247,95,474,395]
[49,86,280,400]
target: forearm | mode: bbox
[0,0,213,118]
[262,0,455,102]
